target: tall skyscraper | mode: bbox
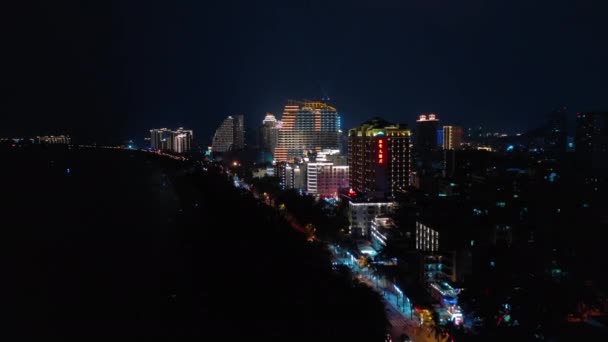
[150,128,193,153]
[150,128,168,150]
[348,118,411,198]
[212,115,245,153]
[415,114,440,170]
[169,128,193,153]
[442,126,463,150]
[260,113,279,152]
[274,100,340,162]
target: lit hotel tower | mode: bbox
[348,118,411,198]
[273,100,340,162]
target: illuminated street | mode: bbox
[330,244,451,342]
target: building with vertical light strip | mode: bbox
[273,100,340,162]
[442,126,463,150]
[348,118,411,198]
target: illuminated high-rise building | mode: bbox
[348,118,411,198]
[150,127,192,153]
[212,115,245,153]
[168,128,193,153]
[260,113,279,152]
[442,126,463,150]
[276,162,305,190]
[150,128,168,150]
[274,100,340,162]
[415,114,440,170]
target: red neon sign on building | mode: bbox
[377,138,384,164]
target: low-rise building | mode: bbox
[370,216,397,251]
[307,162,349,197]
[348,199,396,238]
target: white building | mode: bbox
[348,201,396,237]
[278,162,305,190]
[260,113,280,152]
[315,149,347,165]
[170,128,193,153]
[150,128,192,153]
[416,221,439,252]
[370,216,397,251]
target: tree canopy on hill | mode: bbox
[171,161,389,340]
[3,146,388,340]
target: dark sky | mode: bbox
[2,0,607,144]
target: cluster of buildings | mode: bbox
[140,103,607,330]
[240,102,607,326]
[1,135,72,145]
[149,127,193,153]
[36,135,72,145]
[147,105,607,283]
[145,103,607,328]
[275,148,349,197]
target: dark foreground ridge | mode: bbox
[3,145,387,340]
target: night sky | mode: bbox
[2,0,607,145]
